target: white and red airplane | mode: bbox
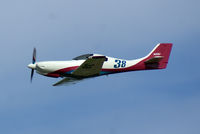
[28,43,172,86]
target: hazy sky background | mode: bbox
[0,0,200,134]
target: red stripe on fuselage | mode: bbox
[53,66,79,74]
[101,62,145,73]
[46,66,79,78]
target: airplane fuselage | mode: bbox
[27,43,173,86]
[28,55,143,78]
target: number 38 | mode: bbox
[114,60,126,68]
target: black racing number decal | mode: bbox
[114,60,126,68]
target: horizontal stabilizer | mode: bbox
[144,56,164,64]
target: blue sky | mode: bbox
[0,0,200,134]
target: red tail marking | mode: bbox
[133,43,173,70]
[148,43,173,69]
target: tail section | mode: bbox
[143,43,173,69]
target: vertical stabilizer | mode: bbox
[144,43,173,69]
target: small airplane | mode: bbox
[28,43,172,86]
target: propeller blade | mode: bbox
[31,69,34,82]
[32,48,36,64]
[30,48,36,82]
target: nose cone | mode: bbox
[28,63,36,69]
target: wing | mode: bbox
[53,77,83,86]
[72,56,107,77]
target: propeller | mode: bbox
[30,48,36,82]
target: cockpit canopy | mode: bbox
[73,54,105,60]
[72,54,93,60]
